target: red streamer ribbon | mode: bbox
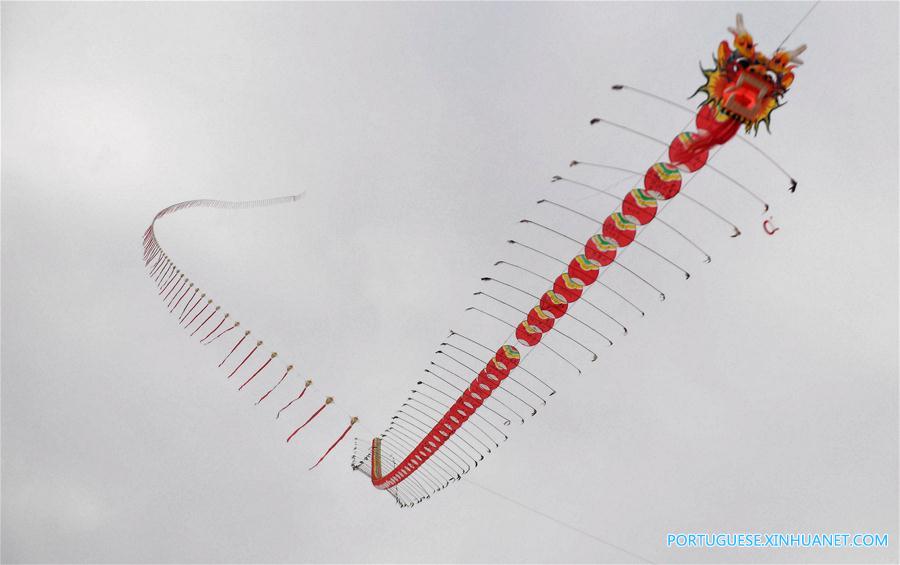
[180,289,199,320]
[167,279,187,307]
[158,271,178,295]
[163,276,184,302]
[238,353,276,391]
[199,314,228,342]
[204,322,237,345]
[155,264,169,286]
[185,302,210,329]
[190,306,220,337]
[219,332,249,368]
[309,417,358,470]
[181,296,206,325]
[276,381,311,419]
[226,341,261,379]
[169,284,192,313]
[257,366,292,405]
[285,397,332,443]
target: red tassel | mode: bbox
[204,321,238,345]
[156,262,171,285]
[149,256,165,276]
[276,379,311,419]
[145,247,160,265]
[180,289,200,320]
[170,282,193,313]
[159,263,174,285]
[219,331,249,367]
[162,274,184,301]
[159,270,179,295]
[199,313,228,342]
[181,294,206,324]
[238,352,276,390]
[151,257,166,278]
[257,365,293,405]
[309,417,358,470]
[226,340,261,379]
[167,278,187,306]
[285,397,333,443]
[190,306,220,336]
[162,264,175,282]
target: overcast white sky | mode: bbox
[2,1,898,563]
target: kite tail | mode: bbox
[256,366,293,405]
[205,322,239,345]
[190,306,220,337]
[219,331,250,367]
[144,192,350,472]
[276,380,312,419]
[179,288,200,319]
[170,282,193,312]
[286,397,333,442]
[309,417,358,470]
[184,299,210,327]
[199,313,229,342]
[239,352,277,391]
[226,341,261,379]
[167,278,188,308]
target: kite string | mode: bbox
[358,405,654,562]
[462,479,655,564]
[776,1,820,50]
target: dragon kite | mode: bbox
[141,14,808,507]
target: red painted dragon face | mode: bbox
[696,14,806,133]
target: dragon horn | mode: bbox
[727,13,747,36]
[786,44,807,65]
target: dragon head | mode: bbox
[696,13,806,133]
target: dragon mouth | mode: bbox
[722,71,771,122]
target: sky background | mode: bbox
[2,1,898,563]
